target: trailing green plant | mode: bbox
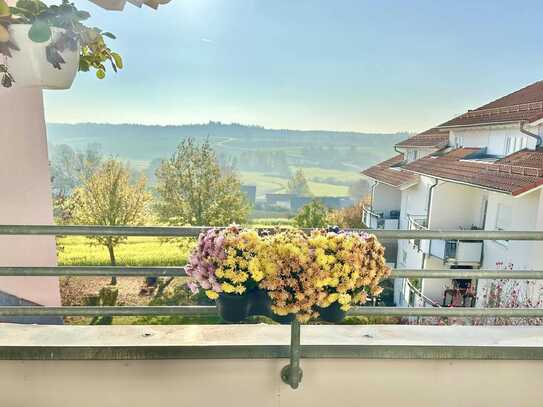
[0,0,122,87]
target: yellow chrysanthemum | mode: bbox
[206,290,219,300]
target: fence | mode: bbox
[2,225,543,388]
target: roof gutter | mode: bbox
[520,121,542,148]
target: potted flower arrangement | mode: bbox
[0,0,122,89]
[308,230,390,322]
[257,230,326,323]
[185,226,265,322]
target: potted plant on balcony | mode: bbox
[0,0,122,89]
[309,230,390,323]
[185,226,265,323]
[257,230,324,324]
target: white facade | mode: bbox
[449,124,539,156]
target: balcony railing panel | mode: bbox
[1,225,543,320]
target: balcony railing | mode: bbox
[363,205,400,229]
[407,214,428,251]
[2,225,543,389]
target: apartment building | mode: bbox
[362,80,543,308]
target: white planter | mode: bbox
[89,0,127,11]
[6,25,80,90]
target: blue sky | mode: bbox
[44,0,543,133]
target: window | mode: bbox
[495,203,512,246]
[454,135,463,148]
[504,137,511,155]
[406,150,418,162]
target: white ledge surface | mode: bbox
[1,324,543,360]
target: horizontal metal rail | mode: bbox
[0,267,542,279]
[390,269,543,279]
[0,306,217,317]
[2,224,543,240]
[0,266,188,277]
[1,305,543,318]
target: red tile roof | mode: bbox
[403,147,543,196]
[439,81,543,128]
[361,154,418,189]
[395,128,450,148]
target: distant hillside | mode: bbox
[46,122,408,172]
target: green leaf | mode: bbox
[96,69,105,79]
[28,19,51,43]
[78,58,90,72]
[0,0,10,17]
[102,32,116,40]
[111,52,123,69]
[75,10,90,20]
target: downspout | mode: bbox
[369,180,378,212]
[420,179,439,298]
[520,121,542,148]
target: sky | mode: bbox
[44,0,543,133]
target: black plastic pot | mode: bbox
[248,289,272,317]
[216,293,250,323]
[270,312,296,325]
[318,302,347,323]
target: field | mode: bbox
[58,236,191,267]
[239,168,352,199]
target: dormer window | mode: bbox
[406,150,418,162]
[504,136,527,155]
[454,135,464,148]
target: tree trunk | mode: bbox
[107,243,117,285]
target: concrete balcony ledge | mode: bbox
[2,324,543,406]
[1,323,543,360]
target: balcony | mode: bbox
[1,225,543,406]
[407,214,428,251]
[362,205,400,229]
[430,239,483,266]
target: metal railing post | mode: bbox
[281,319,302,389]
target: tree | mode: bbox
[294,199,329,228]
[287,168,312,196]
[155,138,249,226]
[72,159,151,285]
[327,199,365,229]
[50,143,103,196]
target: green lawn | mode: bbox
[290,166,361,183]
[239,169,350,198]
[57,236,192,267]
[307,181,349,196]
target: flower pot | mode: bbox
[216,293,250,323]
[248,289,272,317]
[6,25,80,90]
[270,312,296,325]
[89,0,127,11]
[318,302,347,323]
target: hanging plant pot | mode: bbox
[318,302,347,323]
[88,0,127,11]
[6,25,80,90]
[248,289,272,317]
[216,292,250,323]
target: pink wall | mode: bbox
[0,86,61,306]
